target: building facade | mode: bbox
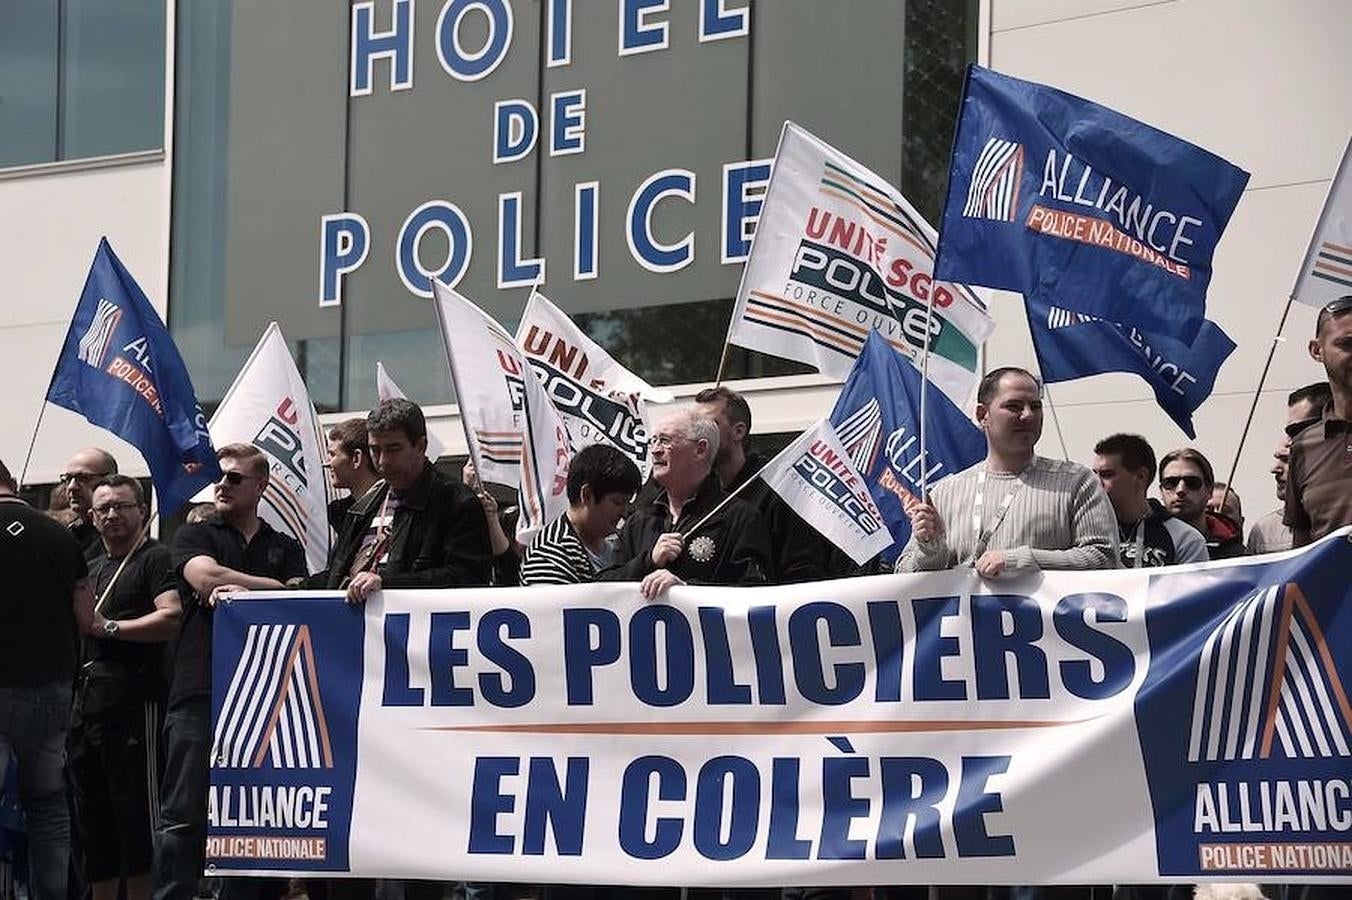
[2,0,1348,526]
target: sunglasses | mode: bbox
[1324,295,1352,316]
[216,470,256,487]
[1160,475,1205,491]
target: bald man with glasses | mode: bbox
[59,447,119,558]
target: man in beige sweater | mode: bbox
[898,366,1119,576]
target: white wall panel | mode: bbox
[986,0,1352,533]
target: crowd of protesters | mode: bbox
[1,296,1349,900]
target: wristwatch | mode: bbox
[102,619,120,638]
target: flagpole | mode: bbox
[917,299,936,500]
[1219,295,1295,512]
[1043,384,1071,460]
[679,425,808,538]
[17,401,52,489]
[713,340,733,387]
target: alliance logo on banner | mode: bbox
[727,121,995,405]
[516,290,667,480]
[207,533,1351,883]
[206,323,332,573]
[208,598,363,871]
[1135,547,1352,877]
[935,65,1250,339]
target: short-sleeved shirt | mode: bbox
[0,498,88,687]
[169,515,307,708]
[86,538,177,695]
[1284,406,1352,545]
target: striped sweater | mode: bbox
[520,513,595,585]
[897,456,1120,573]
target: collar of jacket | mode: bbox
[654,472,724,524]
[348,464,437,517]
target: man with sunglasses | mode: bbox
[1092,434,1207,568]
[1286,295,1352,546]
[70,475,180,900]
[1247,382,1330,553]
[1158,448,1243,560]
[59,447,119,558]
[155,444,307,900]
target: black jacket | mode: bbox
[311,463,493,589]
[729,452,861,584]
[599,473,770,586]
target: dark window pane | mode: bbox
[0,3,58,167]
[901,0,980,224]
[61,0,166,159]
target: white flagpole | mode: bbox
[679,422,813,538]
[918,298,936,500]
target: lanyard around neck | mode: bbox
[971,466,1024,559]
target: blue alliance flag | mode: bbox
[828,332,986,562]
[1025,295,1235,440]
[934,64,1249,339]
[47,238,220,514]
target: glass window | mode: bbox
[61,0,165,160]
[171,1,976,411]
[0,3,59,168]
[0,0,165,169]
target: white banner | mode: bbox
[206,322,331,572]
[757,419,892,565]
[374,361,445,462]
[516,290,665,480]
[1292,135,1352,307]
[727,122,995,405]
[432,279,570,540]
[207,532,1352,884]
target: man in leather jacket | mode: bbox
[310,398,493,601]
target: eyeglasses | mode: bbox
[92,501,139,517]
[59,471,110,485]
[1160,475,1205,491]
[650,434,685,449]
[216,470,256,487]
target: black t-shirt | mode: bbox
[85,538,177,696]
[73,519,104,560]
[0,498,88,687]
[168,516,307,708]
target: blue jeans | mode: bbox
[153,699,212,900]
[0,680,73,900]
